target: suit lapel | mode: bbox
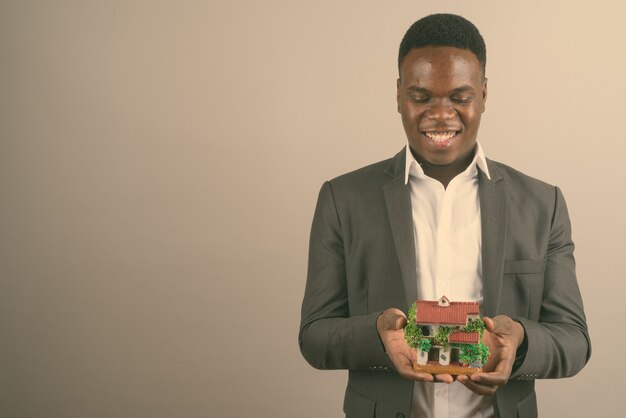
[478,161,507,318]
[383,151,417,309]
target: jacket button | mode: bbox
[396,413,405,418]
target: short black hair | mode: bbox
[398,14,486,75]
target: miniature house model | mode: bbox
[407,296,488,376]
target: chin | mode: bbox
[425,156,459,166]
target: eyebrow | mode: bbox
[406,85,476,94]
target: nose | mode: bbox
[425,102,456,121]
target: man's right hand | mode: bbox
[376,308,452,383]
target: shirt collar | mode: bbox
[404,141,491,185]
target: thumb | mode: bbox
[484,315,518,337]
[482,316,495,333]
[381,308,408,330]
[393,314,408,330]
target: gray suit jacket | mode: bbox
[299,149,591,418]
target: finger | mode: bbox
[392,359,434,382]
[387,352,434,382]
[458,377,498,396]
[433,373,454,384]
[398,358,434,382]
[470,371,508,387]
[413,372,435,382]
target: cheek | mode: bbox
[460,109,481,130]
[400,104,422,124]
[400,111,413,132]
[401,111,422,133]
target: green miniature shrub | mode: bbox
[463,318,486,335]
[457,342,489,367]
[417,337,432,353]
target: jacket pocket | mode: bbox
[504,259,546,275]
[343,384,376,418]
[501,259,545,321]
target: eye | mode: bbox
[410,95,429,103]
[451,96,473,104]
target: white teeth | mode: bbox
[425,131,457,142]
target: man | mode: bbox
[299,14,590,418]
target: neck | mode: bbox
[411,148,476,189]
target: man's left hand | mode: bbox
[457,315,525,396]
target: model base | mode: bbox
[413,363,482,376]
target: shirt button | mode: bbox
[396,413,405,418]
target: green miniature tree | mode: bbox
[403,302,422,349]
[434,326,454,348]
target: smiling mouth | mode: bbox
[423,130,460,143]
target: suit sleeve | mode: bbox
[298,181,393,370]
[511,186,591,379]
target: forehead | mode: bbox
[400,46,483,85]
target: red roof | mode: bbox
[414,300,480,325]
[448,331,480,344]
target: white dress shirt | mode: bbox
[405,142,494,418]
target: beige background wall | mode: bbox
[0,1,623,417]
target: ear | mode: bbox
[481,77,488,113]
[396,78,401,113]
